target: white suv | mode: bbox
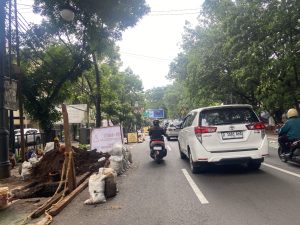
[178,104,269,173]
[15,128,42,146]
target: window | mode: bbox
[200,107,259,126]
[183,112,197,128]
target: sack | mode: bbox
[21,161,32,180]
[109,155,124,175]
[84,173,106,205]
[44,142,55,153]
[105,176,117,198]
[108,143,123,156]
[28,156,40,167]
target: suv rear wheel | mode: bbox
[189,151,199,174]
[189,150,207,173]
[178,142,186,159]
[278,146,288,163]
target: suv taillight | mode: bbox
[246,122,266,130]
[194,126,217,134]
[194,126,217,143]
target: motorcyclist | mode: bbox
[149,120,166,142]
[278,108,300,158]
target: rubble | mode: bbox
[31,146,110,182]
[9,146,110,199]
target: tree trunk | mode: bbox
[92,52,101,127]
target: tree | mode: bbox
[168,0,300,121]
[21,44,90,138]
[33,0,150,127]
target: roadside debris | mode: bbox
[10,146,110,200]
[108,143,132,176]
[83,143,132,205]
[0,187,9,209]
[84,167,117,205]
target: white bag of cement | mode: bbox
[84,173,106,205]
[122,145,132,164]
[99,167,116,176]
[108,143,123,156]
[44,142,55,153]
[28,155,40,167]
[109,155,124,175]
[21,161,32,180]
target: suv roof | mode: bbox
[190,104,253,113]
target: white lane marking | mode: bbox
[262,163,300,178]
[181,169,209,204]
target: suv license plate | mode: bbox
[153,146,162,150]
[222,131,243,140]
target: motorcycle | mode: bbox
[150,139,167,163]
[278,139,300,163]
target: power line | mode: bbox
[16,3,200,16]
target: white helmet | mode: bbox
[287,108,298,118]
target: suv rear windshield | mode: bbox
[199,107,259,126]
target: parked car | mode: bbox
[178,104,269,173]
[165,122,181,141]
[14,128,42,147]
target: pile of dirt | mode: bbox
[31,147,110,182]
[73,147,110,175]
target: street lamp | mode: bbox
[60,4,75,22]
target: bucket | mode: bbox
[0,187,9,209]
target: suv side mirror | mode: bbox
[176,123,182,129]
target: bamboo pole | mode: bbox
[61,104,76,191]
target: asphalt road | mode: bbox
[52,136,300,225]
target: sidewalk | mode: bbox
[0,165,49,225]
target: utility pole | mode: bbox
[14,0,25,161]
[0,0,10,178]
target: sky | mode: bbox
[18,0,204,90]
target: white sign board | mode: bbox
[90,126,123,153]
[4,79,18,110]
[55,104,87,124]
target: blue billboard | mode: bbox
[144,109,165,119]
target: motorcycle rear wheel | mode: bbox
[278,146,288,163]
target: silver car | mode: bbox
[165,122,181,141]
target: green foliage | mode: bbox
[67,66,145,132]
[19,0,149,133]
[21,44,90,133]
[167,0,300,120]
